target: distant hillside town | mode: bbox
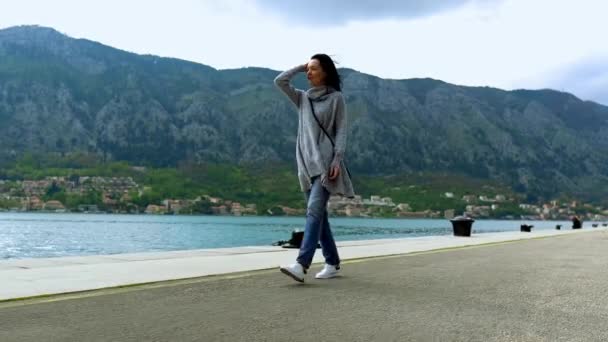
[1,176,606,221]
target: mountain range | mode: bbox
[1,25,607,202]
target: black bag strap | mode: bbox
[308,98,352,178]
[308,97,335,147]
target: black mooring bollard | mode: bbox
[520,224,533,232]
[450,216,475,237]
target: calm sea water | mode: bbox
[0,213,571,259]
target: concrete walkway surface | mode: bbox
[1,224,603,301]
[1,227,608,341]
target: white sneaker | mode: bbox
[315,264,340,279]
[279,263,306,283]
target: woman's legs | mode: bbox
[319,211,340,267]
[296,177,340,269]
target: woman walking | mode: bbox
[274,54,355,282]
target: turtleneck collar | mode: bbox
[306,85,336,101]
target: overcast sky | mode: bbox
[1,0,606,105]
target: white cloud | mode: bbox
[519,56,608,105]
[252,0,502,25]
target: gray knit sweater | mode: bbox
[274,65,355,198]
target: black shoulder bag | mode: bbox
[308,98,352,179]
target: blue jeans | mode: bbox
[296,176,340,269]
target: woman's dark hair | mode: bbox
[311,53,342,91]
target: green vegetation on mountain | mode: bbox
[0,153,524,216]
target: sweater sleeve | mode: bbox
[274,64,307,107]
[331,93,347,165]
